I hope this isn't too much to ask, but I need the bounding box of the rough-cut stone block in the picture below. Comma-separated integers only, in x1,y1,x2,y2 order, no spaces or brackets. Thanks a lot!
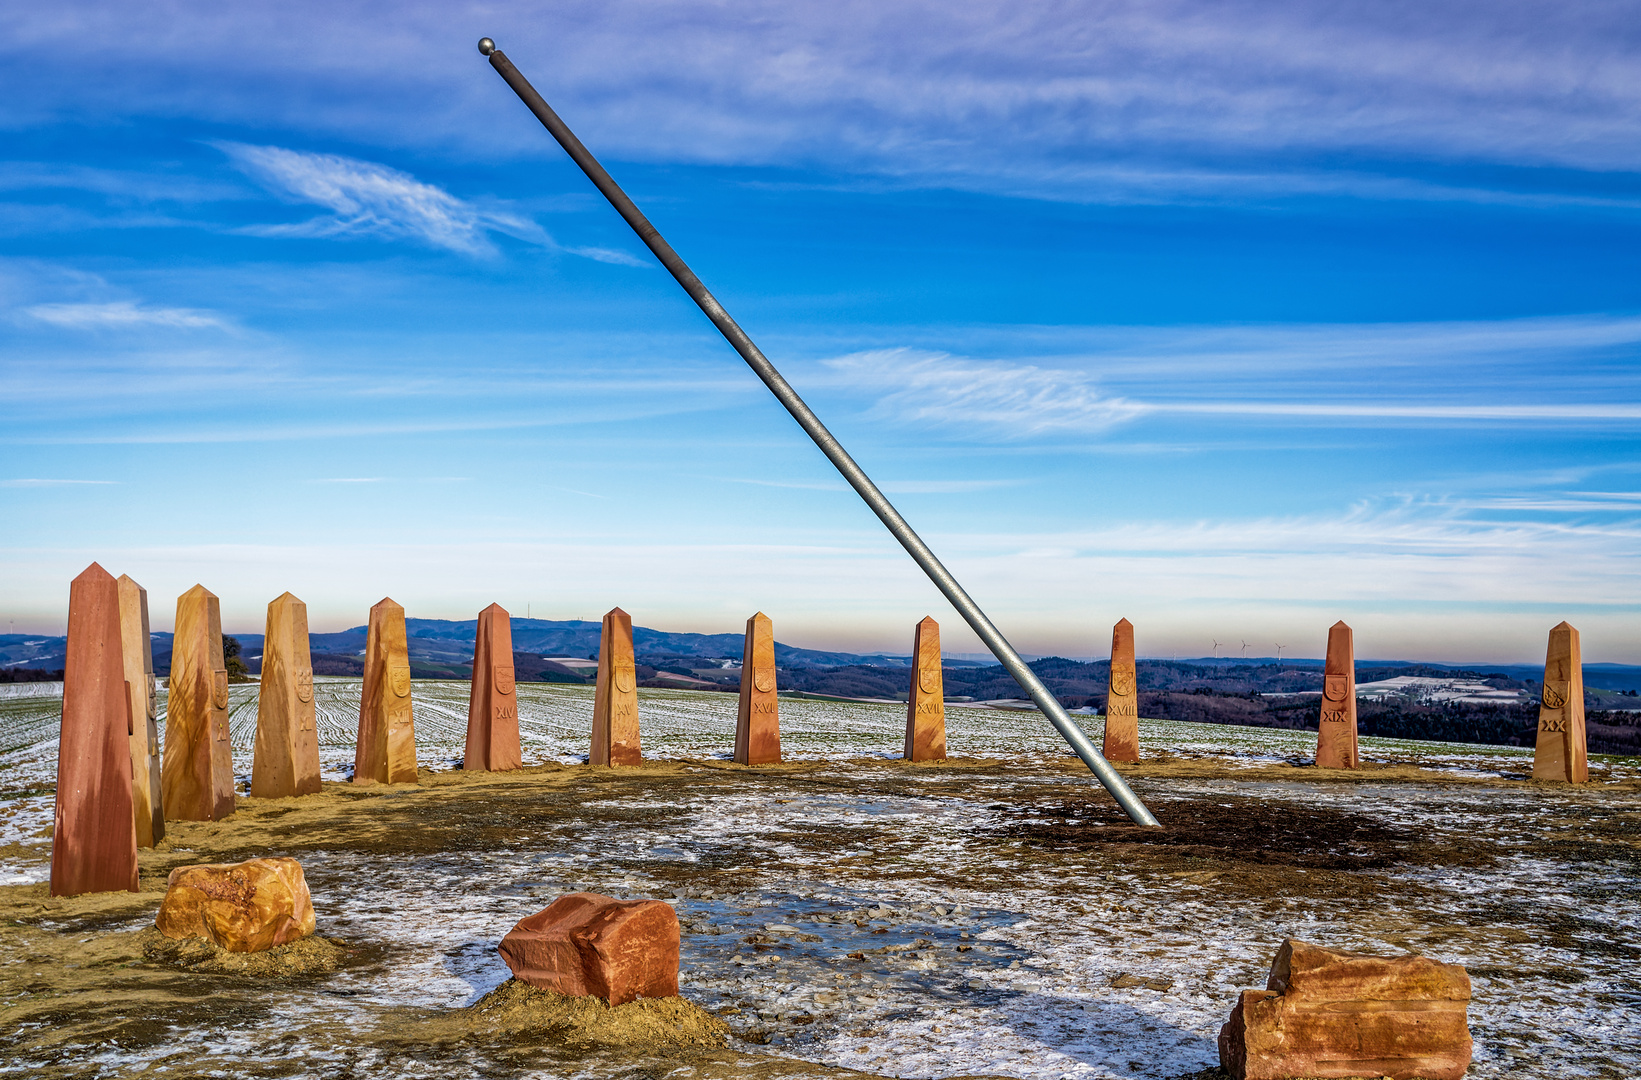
355,597,417,784
591,607,642,766
904,616,946,761
1533,621,1588,782
1102,617,1140,763
734,612,781,764
51,563,139,897
116,574,164,847
156,856,316,953
161,584,236,821
1218,938,1472,1080
498,892,680,1005
1315,621,1359,769
252,592,322,798
465,603,523,772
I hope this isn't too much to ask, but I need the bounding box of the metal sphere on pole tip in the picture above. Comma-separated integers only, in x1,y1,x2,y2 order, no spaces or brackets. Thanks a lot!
478,38,496,56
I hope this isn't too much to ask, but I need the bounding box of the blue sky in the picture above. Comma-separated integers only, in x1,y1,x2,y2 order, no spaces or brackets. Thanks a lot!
3,0,1640,663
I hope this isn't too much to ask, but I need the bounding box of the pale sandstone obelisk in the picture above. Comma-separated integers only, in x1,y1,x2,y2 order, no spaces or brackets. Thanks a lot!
903,616,947,761
251,592,322,798
162,584,236,820
1102,617,1140,763
734,612,781,764
116,574,163,845
355,597,417,784
465,603,522,772
591,607,643,766
51,563,139,896
1533,621,1588,782
1315,620,1359,769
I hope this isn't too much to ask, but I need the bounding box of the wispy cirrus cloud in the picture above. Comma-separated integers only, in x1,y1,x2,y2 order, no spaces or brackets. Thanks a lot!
0,478,117,487
22,301,229,330
825,348,1143,435
215,142,647,265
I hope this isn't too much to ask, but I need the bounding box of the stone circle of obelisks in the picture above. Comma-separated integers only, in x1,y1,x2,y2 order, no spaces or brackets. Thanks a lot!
355,597,418,784
116,573,164,846
904,616,947,761
162,584,237,820
591,607,643,766
465,603,523,772
51,563,139,897
251,592,322,798
734,612,781,764
1102,617,1140,764
1533,621,1588,782
1315,620,1359,769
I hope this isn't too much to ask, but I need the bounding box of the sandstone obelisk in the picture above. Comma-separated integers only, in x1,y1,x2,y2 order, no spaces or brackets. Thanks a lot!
116,574,163,846
251,592,322,798
903,616,947,761
51,563,139,896
465,603,523,772
734,612,781,764
162,584,236,820
355,597,417,784
1102,617,1140,763
1533,621,1588,782
590,607,643,766
1315,620,1359,769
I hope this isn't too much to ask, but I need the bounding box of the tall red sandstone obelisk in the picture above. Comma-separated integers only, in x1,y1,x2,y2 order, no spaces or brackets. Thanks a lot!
465,603,522,772
1315,620,1359,769
162,584,236,820
903,616,947,761
1102,617,1140,763
734,612,781,764
1532,622,1588,782
51,563,139,896
355,597,417,784
251,592,322,798
116,574,163,846
591,607,643,766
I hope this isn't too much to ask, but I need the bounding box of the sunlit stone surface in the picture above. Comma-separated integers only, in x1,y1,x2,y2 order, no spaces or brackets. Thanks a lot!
354,597,417,785
498,891,681,1005
116,573,163,846
1315,621,1359,769
1532,621,1588,783
903,616,946,761
1218,938,1472,1080
252,592,322,798
156,856,316,952
734,612,781,765
162,584,236,820
50,562,138,897
465,603,522,772
1102,618,1140,764
591,607,642,766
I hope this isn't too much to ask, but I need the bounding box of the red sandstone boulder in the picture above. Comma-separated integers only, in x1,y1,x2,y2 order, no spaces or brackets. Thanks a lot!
156,857,316,952
498,892,680,1005
1219,939,1472,1080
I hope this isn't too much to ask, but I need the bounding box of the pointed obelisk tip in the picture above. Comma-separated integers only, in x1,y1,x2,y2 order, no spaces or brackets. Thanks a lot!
478,37,496,56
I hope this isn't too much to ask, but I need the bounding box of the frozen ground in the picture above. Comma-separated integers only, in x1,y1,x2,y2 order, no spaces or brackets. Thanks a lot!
0,679,1637,1079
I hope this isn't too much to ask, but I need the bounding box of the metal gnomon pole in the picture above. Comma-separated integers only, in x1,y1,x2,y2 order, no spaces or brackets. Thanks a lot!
476,38,1160,827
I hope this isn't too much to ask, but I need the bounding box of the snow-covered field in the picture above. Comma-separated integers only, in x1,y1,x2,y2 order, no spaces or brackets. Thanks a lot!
1,679,1637,1079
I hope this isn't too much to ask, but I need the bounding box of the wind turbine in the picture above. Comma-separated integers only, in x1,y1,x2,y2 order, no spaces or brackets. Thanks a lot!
1241,640,1250,658
1275,643,1287,661
1212,639,1223,658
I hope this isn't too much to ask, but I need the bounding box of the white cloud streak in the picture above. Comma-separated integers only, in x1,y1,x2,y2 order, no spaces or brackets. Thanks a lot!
23,301,228,330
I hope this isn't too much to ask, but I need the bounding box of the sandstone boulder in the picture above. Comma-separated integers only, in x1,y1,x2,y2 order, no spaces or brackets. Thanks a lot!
498,892,680,1005
156,857,316,953
1219,938,1471,1080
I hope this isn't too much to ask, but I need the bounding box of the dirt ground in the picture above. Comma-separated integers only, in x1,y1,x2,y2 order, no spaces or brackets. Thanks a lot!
2,750,1637,1079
